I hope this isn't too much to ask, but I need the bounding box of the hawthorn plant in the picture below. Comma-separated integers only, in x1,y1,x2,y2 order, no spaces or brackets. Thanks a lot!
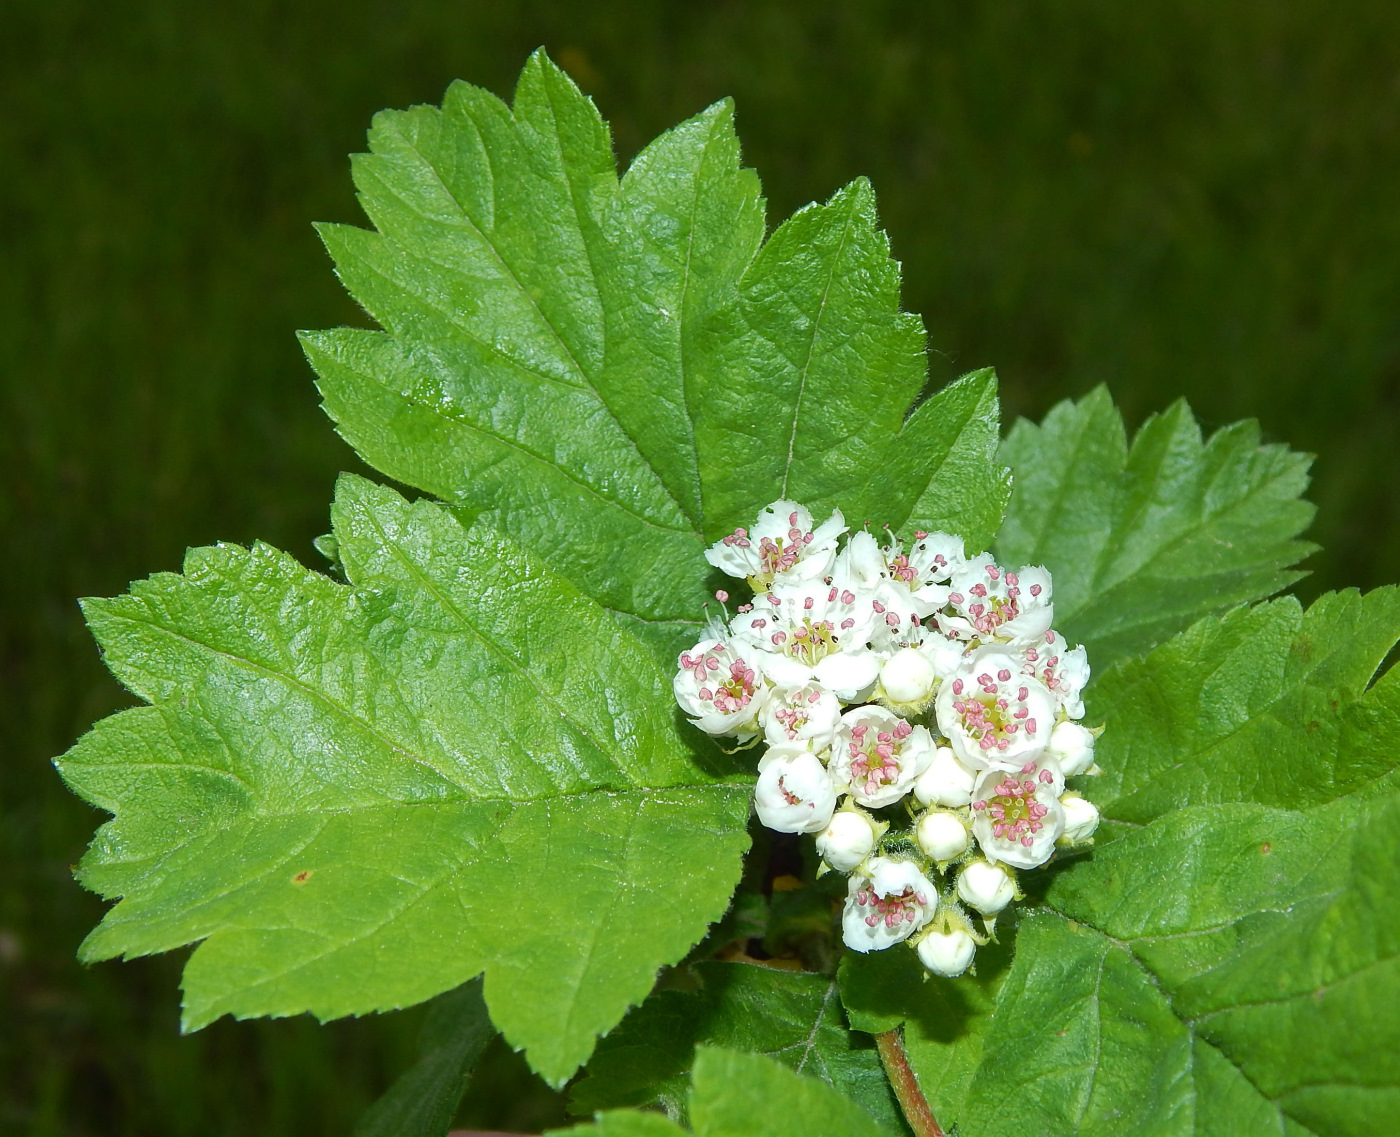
57,51,1397,1137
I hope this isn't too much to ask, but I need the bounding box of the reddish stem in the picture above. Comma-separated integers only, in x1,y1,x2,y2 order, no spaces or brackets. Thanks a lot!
875,1028,945,1137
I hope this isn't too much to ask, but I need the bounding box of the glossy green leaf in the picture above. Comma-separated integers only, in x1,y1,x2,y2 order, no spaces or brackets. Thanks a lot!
303,50,1010,649
572,960,902,1132
1091,587,1400,824
688,1047,892,1137
58,475,750,1086
355,979,493,1137
850,592,1400,1135
561,1047,893,1137
996,387,1316,667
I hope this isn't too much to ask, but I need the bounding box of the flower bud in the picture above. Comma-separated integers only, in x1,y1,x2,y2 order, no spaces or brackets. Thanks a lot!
1059,793,1100,844
881,647,937,705
817,810,877,871
917,928,977,977
912,746,977,808
956,859,1016,916
1046,720,1096,777
916,811,970,862
754,746,837,834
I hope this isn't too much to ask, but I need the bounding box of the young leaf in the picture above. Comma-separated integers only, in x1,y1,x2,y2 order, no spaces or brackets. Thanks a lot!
995,387,1316,667
57,475,751,1086
571,960,902,1133
844,592,1400,1134
303,50,1010,652
355,978,493,1137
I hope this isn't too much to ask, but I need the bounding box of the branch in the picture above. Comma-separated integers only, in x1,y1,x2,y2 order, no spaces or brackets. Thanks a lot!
875,1028,946,1137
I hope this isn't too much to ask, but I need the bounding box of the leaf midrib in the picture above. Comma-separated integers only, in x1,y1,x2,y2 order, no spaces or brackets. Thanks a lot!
779,194,859,499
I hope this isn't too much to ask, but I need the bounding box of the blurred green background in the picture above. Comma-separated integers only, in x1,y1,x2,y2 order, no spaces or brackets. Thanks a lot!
3,1,1398,1131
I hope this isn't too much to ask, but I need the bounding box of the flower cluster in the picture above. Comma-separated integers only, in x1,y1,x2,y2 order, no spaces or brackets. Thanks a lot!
674,500,1103,977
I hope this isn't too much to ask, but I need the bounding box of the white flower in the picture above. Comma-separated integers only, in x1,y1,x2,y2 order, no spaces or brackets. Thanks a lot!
1046,720,1096,777
904,529,966,592
762,680,843,752
935,646,1056,770
955,859,1017,915
938,559,1054,647
1022,633,1089,719
754,745,837,834
917,928,977,977
841,857,937,952
830,706,934,808
836,528,964,619
912,745,979,808
705,500,846,588
833,533,930,651
879,646,937,706
1059,793,1100,844
731,581,881,699
969,759,1066,869
916,811,970,863
673,637,770,739
816,810,877,871
812,649,883,703
918,629,965,681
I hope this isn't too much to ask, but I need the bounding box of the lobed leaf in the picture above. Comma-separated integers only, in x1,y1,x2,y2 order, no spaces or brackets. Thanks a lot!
304,50,1010,649
996,387,1316,668
58,475,751,1086
571,959,902,1132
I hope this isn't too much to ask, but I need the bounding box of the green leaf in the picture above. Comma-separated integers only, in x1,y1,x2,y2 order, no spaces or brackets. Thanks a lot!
554,1112,690,1137
355,978,493,1137
572,960,902,1133
949,784,1400,1136
1091,587,1400,824
560,1048,893,1137
995,387,1316,667
688,1046,892,1137
303,50,1009,640
859,592,1400,1134
57,475,750,1086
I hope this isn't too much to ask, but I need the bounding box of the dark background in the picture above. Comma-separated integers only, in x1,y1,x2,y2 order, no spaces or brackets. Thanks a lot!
3,2,1398,1131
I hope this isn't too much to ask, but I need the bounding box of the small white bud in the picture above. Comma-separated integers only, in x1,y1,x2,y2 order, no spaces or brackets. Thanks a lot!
912,746,977,808
1059,793,1100,843
956,859,1016,916
917,928,977,977
1047,720,1096,777
817,810,877,871
916,811,970,862
881,646,937,705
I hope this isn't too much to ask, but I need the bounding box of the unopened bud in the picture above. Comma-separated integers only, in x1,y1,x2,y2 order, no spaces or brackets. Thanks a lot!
817,810,877,871
1060,793,1100,843
912,746,977,808
956,859,1016,916
881,646,937,705
917,928,977,977
916,811,970,862
1047,720,1096,777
